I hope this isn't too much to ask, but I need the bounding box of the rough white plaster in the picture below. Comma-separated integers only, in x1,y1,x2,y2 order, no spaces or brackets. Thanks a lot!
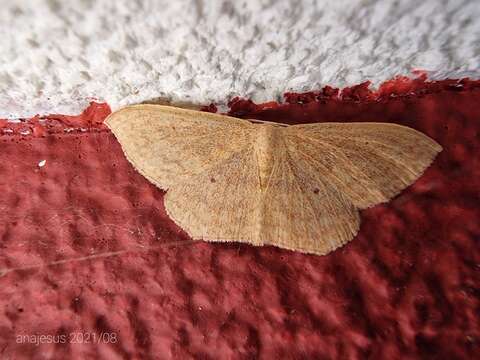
0,0,479,119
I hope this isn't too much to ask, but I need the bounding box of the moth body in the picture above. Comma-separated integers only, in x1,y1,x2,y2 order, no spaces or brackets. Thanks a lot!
253,124,281,191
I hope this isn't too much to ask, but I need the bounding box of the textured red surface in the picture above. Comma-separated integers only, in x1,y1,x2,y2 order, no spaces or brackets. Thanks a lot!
1,79,479,359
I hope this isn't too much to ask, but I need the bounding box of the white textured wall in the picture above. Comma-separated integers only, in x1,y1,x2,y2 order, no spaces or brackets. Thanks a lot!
0,0,479,119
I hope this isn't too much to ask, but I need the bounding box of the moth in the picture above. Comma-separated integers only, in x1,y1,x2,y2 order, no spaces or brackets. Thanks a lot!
105,105,442,255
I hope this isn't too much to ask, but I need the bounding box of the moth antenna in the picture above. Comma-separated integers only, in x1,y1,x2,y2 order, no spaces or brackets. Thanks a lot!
248,119,289,127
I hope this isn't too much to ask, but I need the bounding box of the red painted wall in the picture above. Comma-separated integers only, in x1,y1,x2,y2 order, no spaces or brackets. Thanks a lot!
0,78,479,359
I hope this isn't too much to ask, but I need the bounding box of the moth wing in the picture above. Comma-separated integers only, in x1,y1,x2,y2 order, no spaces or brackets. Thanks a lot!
260,139,361,255
163,145,264,245
284,122,442,209
105,104,253,190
